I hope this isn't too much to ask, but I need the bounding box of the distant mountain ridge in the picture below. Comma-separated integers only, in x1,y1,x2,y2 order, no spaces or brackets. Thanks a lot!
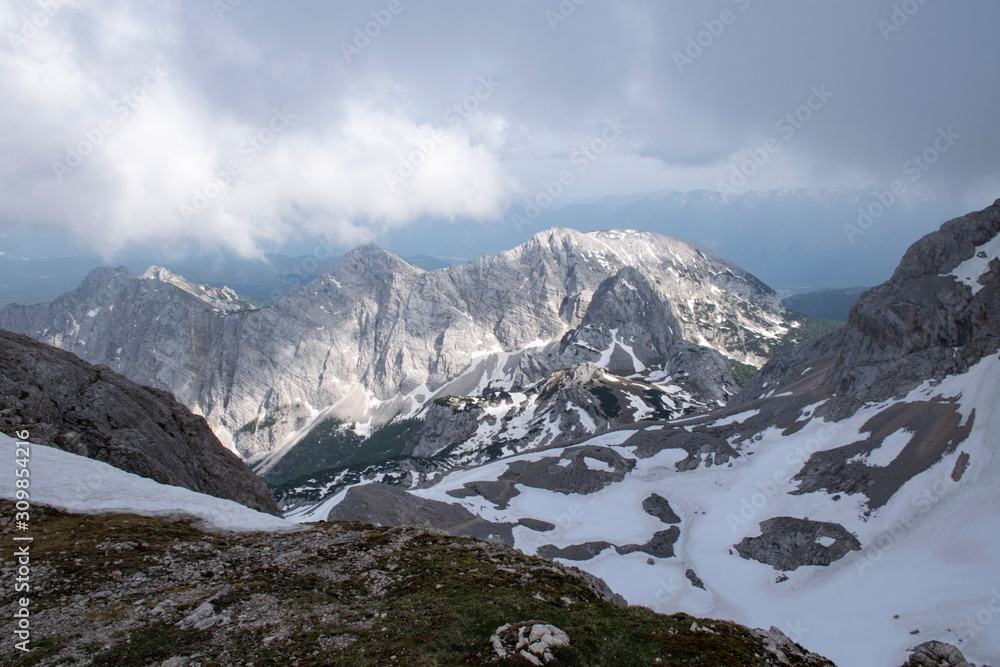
782,287,867,321
0,250,454,307
0,228,800,461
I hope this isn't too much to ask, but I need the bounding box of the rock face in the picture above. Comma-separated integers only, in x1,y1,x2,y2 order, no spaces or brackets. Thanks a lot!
406,362,694,460
734,198,1000,419
489,621,570,665
643,493,681,524
536,527,680,561
753,626,836,666
720,199,1000,516
734,517,862,571
0,228,794,458
0,329,279,515
445,444,636,510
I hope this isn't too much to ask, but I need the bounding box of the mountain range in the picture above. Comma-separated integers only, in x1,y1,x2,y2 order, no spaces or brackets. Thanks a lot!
0,228,813,468
0,188,972,309
0,198,997,666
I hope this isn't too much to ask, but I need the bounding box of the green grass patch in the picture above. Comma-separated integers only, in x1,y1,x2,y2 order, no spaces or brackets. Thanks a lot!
261,417,364,485
341,418,423,468
727,358,759,388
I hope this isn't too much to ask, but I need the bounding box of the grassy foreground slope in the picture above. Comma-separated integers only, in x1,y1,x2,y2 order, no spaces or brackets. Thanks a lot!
0,500,834,667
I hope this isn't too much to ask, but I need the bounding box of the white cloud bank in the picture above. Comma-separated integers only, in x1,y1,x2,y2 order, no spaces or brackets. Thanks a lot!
0,2,516,256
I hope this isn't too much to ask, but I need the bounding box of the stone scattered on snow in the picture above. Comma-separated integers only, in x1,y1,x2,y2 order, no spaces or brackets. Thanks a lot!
899,640,974,667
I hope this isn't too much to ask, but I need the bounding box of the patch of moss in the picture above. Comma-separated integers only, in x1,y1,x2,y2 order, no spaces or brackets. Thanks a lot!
4,636,70,667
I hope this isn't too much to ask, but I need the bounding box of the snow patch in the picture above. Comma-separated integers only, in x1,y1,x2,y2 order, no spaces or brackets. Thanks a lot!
583,457,614,473
945,233,1000,294
708,409,760,428
0,435,302,533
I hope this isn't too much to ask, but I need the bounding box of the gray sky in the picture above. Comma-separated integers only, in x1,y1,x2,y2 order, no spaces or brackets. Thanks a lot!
1,0,998,258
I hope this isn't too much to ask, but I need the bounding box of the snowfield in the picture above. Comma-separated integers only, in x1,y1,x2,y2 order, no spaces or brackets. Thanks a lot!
400,354,1000,667
0,435,304,533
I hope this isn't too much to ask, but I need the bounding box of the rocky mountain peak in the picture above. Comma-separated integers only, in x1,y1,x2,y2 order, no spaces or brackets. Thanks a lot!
0,226,799,459
141,265,248,311
75,265,136,295
888,198,1000,280
562,361,606,385
336,242,423,276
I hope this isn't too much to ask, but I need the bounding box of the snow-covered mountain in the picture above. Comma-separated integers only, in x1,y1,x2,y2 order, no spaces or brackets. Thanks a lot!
0,228,799,461
300,199,1000,667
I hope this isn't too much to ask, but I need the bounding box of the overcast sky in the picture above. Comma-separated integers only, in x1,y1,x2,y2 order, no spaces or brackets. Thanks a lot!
1,0,998,259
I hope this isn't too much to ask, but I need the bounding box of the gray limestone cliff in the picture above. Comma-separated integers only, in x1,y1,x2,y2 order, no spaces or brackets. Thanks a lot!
733,198,1000,419
0,229,794,459
0,329,280,515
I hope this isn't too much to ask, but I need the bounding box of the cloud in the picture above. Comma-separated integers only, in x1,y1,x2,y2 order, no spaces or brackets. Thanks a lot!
0,1,518,256
1,0,998,258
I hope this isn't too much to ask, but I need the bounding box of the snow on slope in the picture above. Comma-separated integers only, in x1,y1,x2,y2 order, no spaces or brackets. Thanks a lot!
0,434,302,533
946,232,1000,295
403,354,1000,667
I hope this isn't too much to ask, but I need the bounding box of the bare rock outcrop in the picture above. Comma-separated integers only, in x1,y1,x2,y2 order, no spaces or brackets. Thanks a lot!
899,640,979,667
0,329,279,515
734,198,1000,420
734,517,861,571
